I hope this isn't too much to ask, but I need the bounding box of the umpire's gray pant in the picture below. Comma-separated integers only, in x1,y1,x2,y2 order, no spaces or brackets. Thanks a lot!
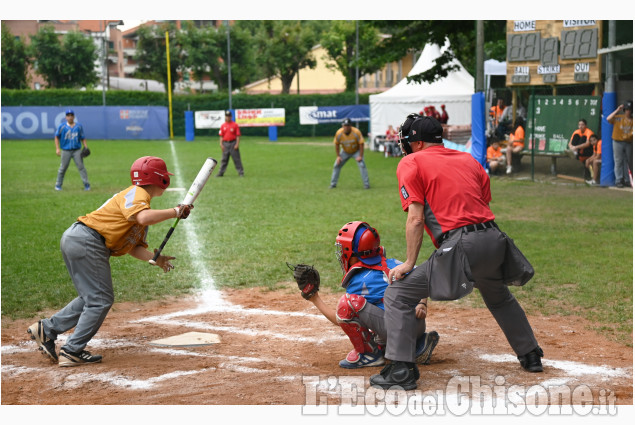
56,148,89,187
384,227,538,362
357,301,426,347
217,140,244,176
42,222,113,354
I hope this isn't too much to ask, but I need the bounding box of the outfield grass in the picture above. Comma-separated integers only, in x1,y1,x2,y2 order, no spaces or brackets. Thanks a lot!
1,137,632,344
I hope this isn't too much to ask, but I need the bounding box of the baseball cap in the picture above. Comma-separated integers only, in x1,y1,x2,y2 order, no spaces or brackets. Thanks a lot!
65,109,75,116
225,110,232,116
342,118,352,126
624,101,633,111
409,116,443,143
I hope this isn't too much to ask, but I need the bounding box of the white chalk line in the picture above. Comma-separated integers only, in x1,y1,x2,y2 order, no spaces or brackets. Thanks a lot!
479,354,632,379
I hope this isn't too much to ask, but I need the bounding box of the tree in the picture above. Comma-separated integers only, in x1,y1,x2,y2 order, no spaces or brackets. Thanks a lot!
178,22,222,92
1,26,31,89
251,21,320,94
320,21,383,91
134,22,185,93
216,23,256,91
368,21,506,84
28,25,98,89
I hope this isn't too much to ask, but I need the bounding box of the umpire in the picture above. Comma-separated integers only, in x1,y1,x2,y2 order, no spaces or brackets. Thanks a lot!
216,110,244,177
370,115,542,390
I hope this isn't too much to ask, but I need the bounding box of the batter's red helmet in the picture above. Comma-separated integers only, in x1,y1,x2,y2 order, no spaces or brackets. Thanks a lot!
130,156,174,189
335,221,383,273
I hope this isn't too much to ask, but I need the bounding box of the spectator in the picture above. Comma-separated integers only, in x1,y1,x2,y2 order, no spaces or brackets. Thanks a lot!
439,104,449,124
607,101,633,188
487,138,505,175
329,118,370,189
505,118,526,174
384,125,399,157
216,110,244,177
567,118,595,180
585,134,602,186
54,109,90,191
489,98,505,136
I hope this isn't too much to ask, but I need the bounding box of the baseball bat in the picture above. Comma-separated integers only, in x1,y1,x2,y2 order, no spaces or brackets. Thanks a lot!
149,157,217,265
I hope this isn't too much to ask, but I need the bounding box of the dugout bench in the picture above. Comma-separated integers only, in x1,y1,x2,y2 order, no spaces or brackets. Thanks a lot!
510,141,570,175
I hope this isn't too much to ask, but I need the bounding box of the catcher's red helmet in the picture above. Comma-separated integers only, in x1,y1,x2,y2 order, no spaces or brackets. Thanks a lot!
335,221,383,273
130,156,174,189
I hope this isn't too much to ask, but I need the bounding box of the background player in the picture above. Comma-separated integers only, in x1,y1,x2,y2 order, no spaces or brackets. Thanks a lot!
329,118,370,189
297,221,439,368
28,156,193,367
54,108,90,191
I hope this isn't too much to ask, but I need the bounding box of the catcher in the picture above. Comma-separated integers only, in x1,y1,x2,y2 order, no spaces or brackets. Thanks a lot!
289,221,439,369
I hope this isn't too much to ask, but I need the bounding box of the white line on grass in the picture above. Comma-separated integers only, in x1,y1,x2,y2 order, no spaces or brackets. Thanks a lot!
169,141,226,307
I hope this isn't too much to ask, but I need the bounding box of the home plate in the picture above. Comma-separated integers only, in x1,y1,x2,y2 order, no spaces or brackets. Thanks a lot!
149,332,221,347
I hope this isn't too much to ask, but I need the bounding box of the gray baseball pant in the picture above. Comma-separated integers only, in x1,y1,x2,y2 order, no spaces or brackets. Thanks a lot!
42,222,113,354
330,150,370,188
383,227,538,362
217,141,244,176
56,148,89,187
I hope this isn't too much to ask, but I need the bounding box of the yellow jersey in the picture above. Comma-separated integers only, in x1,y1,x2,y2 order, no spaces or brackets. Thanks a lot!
608,113,633,142
78,185,151,256
334,127,364,154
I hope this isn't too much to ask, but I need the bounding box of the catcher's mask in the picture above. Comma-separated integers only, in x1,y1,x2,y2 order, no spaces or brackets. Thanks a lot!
398,114,444,155
130,156,174,189
335,221,383,273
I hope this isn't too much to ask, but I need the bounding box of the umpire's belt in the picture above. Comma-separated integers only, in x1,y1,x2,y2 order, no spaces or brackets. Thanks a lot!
437,220,498,246
222,139,236,143
76,221,106,244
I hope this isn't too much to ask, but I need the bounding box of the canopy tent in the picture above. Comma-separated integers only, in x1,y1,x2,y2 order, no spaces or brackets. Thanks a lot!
369,42,475,146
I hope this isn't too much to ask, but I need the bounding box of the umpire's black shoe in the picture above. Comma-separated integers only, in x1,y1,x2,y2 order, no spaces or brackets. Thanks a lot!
369,361,419,390
518,346,544,373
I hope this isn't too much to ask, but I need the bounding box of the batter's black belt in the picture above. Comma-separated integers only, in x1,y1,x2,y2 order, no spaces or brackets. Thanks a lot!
437,220,498,246
76,221,106,243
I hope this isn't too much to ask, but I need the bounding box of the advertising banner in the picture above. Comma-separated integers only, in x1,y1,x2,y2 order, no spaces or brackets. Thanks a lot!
1,106,169,140
235,108,285,127
195,110,225,129
299,105,370,125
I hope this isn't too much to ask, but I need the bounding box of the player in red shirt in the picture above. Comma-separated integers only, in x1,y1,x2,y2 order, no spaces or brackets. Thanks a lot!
369,115,542,390
216,110,244,177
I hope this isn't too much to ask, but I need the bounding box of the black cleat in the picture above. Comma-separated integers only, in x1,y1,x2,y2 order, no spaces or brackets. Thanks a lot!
369,361,419,390
518,346,544,373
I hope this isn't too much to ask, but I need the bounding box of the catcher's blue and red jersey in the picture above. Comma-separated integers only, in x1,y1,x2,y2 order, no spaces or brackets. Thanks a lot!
343,258,402,310
55,122,85,150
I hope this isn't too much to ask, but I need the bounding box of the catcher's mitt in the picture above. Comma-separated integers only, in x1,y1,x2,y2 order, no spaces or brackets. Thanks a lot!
287,262,320,300
81,147,91,158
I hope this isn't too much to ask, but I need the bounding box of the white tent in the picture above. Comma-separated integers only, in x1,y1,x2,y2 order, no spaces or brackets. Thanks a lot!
369,42,474,147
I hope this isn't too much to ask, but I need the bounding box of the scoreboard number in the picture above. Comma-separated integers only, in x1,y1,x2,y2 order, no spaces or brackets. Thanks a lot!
560,28,598,59
507,32,541,62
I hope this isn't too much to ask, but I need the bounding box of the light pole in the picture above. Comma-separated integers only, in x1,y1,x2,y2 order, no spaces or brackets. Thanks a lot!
225,21,232,110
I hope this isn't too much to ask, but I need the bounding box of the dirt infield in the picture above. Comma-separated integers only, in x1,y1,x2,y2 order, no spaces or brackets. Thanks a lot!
1,286,632,408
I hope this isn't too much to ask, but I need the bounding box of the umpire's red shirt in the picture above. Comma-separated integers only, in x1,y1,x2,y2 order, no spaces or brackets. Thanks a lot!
396,144,495,248
219,121,241,141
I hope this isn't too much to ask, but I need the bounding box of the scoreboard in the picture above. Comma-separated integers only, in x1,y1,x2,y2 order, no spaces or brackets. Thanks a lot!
506,20,602,86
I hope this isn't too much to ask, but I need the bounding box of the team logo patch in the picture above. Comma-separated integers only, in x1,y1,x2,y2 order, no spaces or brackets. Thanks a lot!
400,185,409,200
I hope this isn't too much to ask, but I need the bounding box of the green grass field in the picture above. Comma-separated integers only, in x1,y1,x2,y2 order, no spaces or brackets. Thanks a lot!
1,137,632,345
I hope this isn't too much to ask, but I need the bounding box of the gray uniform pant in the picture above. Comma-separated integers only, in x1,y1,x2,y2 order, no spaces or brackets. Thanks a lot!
330,150,370,188
42,222,113,354
357,300,426,347
384,227,538,362
612,140,633,184
218,141,244,176
56,148,89,187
